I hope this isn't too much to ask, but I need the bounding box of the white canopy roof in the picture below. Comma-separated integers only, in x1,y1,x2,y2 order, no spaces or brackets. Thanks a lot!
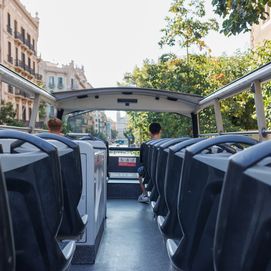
54,87,203,117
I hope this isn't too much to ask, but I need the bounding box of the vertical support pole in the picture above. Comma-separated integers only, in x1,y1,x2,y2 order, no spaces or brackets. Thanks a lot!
191,113,199,138
57,108,64,120
213,99,224,134
29,93,40,133
252,81,267,141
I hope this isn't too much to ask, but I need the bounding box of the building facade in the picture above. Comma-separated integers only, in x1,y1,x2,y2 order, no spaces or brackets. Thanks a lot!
38,60,92,119
39,60,92,93
0,0,42,122
116,111,128,139
251,5,271,48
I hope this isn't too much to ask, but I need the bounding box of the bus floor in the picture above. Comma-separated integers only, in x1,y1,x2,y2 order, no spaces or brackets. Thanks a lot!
71,199,175,271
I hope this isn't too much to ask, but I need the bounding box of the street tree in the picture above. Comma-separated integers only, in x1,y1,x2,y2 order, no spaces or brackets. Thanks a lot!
159,0,218,60
212,0,271,35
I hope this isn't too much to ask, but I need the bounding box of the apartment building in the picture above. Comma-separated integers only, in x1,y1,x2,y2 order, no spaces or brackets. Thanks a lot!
39,60,92,119
39,60,92,93
0,0,41,122
251,5,271,48
116,111,128,139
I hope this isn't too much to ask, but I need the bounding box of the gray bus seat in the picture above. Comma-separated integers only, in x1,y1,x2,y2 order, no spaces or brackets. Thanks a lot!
214,140,271,271
153,137,189,216
146,138,169,193
36,133,88,240
0,130,75,271
0,162,15,271
158,138,205,238
148,139,171,206
167,135,257,271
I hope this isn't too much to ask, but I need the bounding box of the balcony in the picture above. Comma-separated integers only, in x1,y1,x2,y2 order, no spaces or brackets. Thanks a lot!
7,55,13,64
14,31,27,50
14,31,22,42
7,25,12,35
25,40,36,55
15,89,28,98
14,59,32,77
35,73,42,81
18,60,26,70
25,39,31,48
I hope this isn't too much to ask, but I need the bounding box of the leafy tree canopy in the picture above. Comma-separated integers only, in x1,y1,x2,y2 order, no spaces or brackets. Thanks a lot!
121,41,271,142
159,0,218,56
212,0,271,35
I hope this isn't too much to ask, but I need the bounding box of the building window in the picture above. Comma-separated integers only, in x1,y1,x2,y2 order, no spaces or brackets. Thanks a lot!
21,52,25,69
22,105,26,121
50,106,54,117
16,104,19,119
8,85,13,94
32,39,35,52
7,42,12,64
7,13,12,34
27,57,31,73
28,108,32,120
27,33,31,47
7,13,11,26
33,61,35,74
21,27,25,43
57,77,64,89
15,47,18,66
48,76,55,89
14,20,17,34
71,78,74,89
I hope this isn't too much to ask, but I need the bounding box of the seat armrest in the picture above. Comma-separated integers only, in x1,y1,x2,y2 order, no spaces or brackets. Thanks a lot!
81,214,88,225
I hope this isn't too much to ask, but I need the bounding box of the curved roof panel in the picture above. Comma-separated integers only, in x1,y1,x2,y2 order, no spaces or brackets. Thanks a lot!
54,87,203,117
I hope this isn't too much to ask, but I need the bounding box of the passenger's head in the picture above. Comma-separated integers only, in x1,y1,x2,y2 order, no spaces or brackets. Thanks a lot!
47,118,63,134
149,122,161,139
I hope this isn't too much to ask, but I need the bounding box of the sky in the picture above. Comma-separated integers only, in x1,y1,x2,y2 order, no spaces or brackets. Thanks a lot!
20,0,250,88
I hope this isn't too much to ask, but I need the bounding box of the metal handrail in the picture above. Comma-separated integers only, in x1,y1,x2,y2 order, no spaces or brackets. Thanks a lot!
199,130,271,137
196,61,271,112
0,125,48,134
0,64,55,104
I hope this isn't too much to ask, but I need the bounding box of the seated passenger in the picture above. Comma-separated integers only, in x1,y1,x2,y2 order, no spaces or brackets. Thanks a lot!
48,117,63,135
138,122,161,203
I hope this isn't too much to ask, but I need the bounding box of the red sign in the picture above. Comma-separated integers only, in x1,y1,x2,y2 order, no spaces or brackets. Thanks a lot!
118,157,136,167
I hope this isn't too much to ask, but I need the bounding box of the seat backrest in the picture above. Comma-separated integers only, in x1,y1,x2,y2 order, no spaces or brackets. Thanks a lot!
146,139,168,191
139,140,154,184
214,141,271,271
161,138,205,239
154,138,189,215
36,133,86,240
0,130,74,271
175,135,257,271
0,163,15,271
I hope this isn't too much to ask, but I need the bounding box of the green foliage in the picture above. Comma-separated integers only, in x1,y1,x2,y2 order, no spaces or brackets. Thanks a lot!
212,0,271,35
0,102,24,127
121,40,271,140
93,132,107,141
62,121,72,134
39,101,47,120
111,129,118,140
159,0,218,58
123,128,135,145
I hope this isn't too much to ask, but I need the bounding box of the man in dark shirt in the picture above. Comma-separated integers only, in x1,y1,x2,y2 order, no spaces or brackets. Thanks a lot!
138,122,161,203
